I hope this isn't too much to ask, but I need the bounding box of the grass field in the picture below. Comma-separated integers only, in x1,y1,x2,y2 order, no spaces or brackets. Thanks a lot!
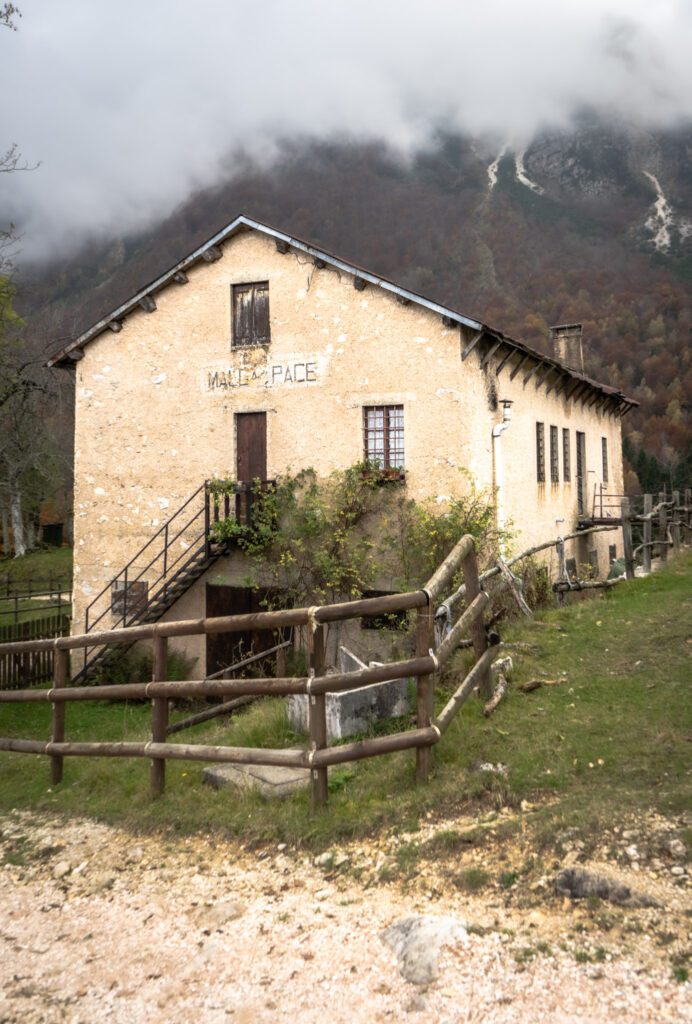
0,550,689,849
0,546,73,587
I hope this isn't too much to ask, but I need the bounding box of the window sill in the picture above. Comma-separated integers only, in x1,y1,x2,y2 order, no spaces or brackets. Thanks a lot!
360,468,406,485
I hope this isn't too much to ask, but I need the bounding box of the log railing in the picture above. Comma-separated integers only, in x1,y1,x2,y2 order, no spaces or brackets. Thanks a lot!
0,534,502,807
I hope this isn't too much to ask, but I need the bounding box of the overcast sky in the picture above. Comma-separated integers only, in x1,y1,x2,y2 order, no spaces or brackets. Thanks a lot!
2,0,691,261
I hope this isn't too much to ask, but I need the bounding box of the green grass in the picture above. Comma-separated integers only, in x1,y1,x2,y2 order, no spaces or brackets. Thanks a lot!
0,597,71,627
0,551,690,849
0,547,73,587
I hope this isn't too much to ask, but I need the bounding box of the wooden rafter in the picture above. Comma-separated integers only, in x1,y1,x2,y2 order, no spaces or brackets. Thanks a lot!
275,239,289,254
139,296,156,313
202,246,222,263
461,329,484,361
522,360,544,386
354,277,367,291
494,346,514,376
480,338,502,368
509,352,529,381
173,271,188,284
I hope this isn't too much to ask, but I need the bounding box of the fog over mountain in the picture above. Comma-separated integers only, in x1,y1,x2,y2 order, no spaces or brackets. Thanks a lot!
2,0,692,259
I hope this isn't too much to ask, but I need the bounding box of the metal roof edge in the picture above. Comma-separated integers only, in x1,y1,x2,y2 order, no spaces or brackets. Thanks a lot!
44,214,639,412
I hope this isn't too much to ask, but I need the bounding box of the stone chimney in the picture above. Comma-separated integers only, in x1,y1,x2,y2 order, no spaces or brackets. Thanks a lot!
549,323,584,373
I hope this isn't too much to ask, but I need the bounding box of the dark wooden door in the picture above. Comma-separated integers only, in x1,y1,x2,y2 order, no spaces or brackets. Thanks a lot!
236,412,267,482
205,583,284,677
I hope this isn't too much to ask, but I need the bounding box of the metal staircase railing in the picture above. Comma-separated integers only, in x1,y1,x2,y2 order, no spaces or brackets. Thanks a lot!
79,479,272,679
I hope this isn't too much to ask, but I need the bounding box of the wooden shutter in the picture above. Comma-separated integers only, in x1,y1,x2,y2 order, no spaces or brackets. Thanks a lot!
232,282,270,347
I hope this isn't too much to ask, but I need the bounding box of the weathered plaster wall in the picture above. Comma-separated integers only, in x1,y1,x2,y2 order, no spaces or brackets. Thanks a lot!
72,227,623,666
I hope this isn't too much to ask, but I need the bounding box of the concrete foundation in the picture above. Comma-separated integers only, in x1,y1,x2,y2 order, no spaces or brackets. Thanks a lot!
203,757,310,798
286,646,411,741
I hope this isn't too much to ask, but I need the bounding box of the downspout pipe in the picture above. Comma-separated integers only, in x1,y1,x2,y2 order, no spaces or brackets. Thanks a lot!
492,401,513,557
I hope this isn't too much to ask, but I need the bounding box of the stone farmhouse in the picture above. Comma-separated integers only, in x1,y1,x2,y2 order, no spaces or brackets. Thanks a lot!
48,215,636,677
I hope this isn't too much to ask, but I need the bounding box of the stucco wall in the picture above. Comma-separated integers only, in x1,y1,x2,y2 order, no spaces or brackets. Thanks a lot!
72,227,624,665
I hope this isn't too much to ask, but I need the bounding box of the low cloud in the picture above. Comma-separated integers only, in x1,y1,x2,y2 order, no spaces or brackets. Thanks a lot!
1,0,690,259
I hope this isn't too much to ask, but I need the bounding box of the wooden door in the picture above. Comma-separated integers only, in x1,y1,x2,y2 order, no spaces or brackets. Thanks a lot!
236,412,267,482
205,583,285,677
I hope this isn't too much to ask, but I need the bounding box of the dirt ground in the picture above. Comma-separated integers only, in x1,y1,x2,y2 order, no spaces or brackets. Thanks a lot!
0,807,689,1024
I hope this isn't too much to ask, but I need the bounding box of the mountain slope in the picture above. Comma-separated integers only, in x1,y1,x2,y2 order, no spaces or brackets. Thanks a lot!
16,117,692,485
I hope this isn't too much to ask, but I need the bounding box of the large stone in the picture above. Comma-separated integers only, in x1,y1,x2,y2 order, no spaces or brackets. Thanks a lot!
203,758,310,798
287,646,411,741
380,915,467,986
554,866,661,907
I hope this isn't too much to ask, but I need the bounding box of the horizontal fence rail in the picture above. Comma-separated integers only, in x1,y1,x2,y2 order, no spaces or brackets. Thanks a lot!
0,532,499,805
1,497,687,807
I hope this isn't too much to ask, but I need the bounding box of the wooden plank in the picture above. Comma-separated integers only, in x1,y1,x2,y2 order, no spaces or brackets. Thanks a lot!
658,492,668,564
621,497,634,580
494,346,514,377
480,338,502,368
461,330,484,361
462,549,491,699
509,353,529,381
50,647,68,785
642,494,652,574
415,597,434,783
150,635,168,798
307,623,328,807
522,360,544,386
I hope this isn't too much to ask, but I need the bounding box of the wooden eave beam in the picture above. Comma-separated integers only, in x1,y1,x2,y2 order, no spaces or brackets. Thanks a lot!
442,315,457,329
275,239,289,254
313,257,326,269
139,295,156,313
354,277,367,291
67,348,84,362
585,390,601,410
563,379,584,403
480,338,502,369
202,245,222,263
173,271,188,284
107,321,123,333
494,346,514,377
522,359,545,386
461,329,485,362
534,364,556,390
396,294,410,305
553,373,572,398
509,352,529,381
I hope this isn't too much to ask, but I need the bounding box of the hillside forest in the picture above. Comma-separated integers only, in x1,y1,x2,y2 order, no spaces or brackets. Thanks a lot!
2,118,691,550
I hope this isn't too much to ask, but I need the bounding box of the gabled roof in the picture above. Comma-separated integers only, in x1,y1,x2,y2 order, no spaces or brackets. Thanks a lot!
47,214,637,416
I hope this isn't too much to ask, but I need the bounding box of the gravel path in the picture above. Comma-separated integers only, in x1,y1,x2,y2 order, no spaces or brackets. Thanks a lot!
1,812,689,1023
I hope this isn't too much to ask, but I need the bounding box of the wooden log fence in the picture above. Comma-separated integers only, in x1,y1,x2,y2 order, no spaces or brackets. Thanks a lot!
0,533,504,807
1,493,688,807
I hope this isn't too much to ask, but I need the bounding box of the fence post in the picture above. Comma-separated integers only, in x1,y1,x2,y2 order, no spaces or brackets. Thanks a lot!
415,596,435,784
150,633,168,798
621,497,634,580
671,491,681,551
307,621,328,808
463,547,491,699
50,644,69,785
642,494,652,574
685,488,691,534
658,491,668,565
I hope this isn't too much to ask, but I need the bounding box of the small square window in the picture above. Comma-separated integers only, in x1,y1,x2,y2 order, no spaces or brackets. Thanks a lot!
363,405,405,471
232,282,270,348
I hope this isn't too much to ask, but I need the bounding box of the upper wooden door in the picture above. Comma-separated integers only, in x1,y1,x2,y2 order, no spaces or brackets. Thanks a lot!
236,412,267,482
